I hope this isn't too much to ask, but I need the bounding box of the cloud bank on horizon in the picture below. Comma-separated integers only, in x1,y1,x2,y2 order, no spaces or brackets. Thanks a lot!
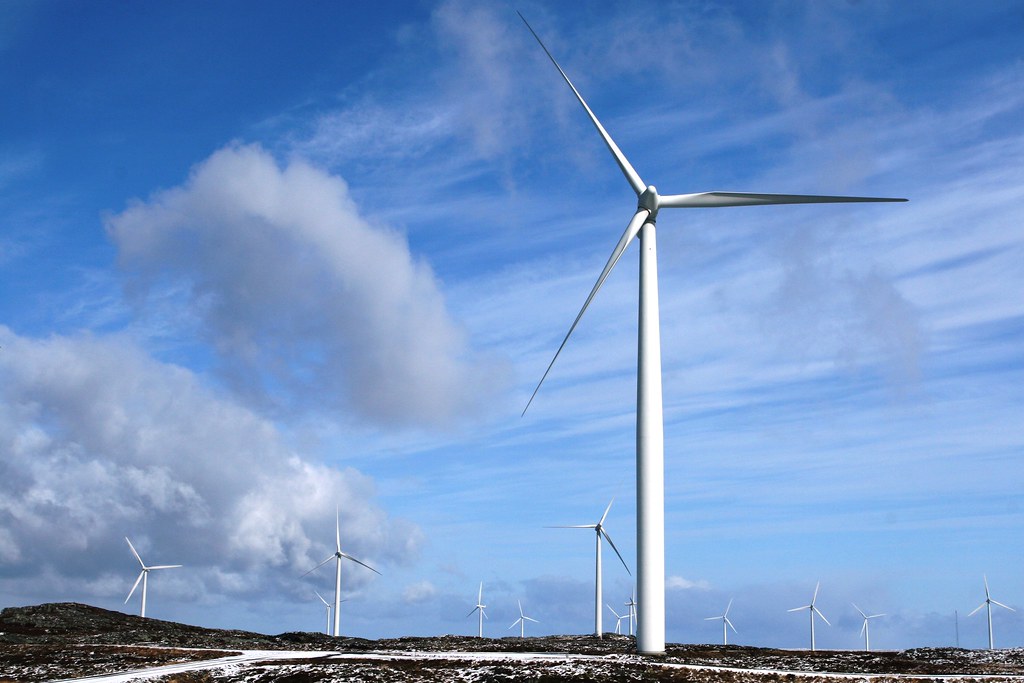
0,0,1021,647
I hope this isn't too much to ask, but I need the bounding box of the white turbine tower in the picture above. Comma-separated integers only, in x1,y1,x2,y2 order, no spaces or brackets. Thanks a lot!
852,603,884,651
969,575,1015,649
123,536,181,619
548,499,630,638
517,13,906,655
315,591,333,635
625,590,637,637
302,508,380,637
788,582,830,651
606,604,627,635
467,582,487,637
705,598,738,645
509,599,539,638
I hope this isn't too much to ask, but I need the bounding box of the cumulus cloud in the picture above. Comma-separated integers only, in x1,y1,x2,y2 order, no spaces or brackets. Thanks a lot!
0,326,420,599
105,143,503,428
402,580,438,604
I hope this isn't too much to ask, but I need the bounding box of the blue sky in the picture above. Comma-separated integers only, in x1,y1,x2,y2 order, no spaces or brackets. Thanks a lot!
2,0,1022,650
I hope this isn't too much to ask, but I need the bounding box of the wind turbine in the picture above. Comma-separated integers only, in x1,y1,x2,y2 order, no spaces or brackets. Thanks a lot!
467,582,487,637
123,536,181,618
968,575,1015,649
548,499,630,637
788,582,830,651
315,591,333,635
852,603,884,651
509,599,539,638
517,13,906,655
705,598,738,645
625,590,637,637
606,604,627,635
302,507,380,637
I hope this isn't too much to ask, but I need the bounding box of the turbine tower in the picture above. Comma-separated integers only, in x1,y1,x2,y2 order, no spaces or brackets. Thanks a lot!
509,599,539,638
788,582,830,651
302,507,380,637
705,598,737,645
123,536,181,618
548,499,630,637
517,13,906,655
969,575,1015,649
466,582,487,637
852,603,884,651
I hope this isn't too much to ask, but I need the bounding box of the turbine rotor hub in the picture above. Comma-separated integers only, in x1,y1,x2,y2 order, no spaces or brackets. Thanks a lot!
638,185,659,217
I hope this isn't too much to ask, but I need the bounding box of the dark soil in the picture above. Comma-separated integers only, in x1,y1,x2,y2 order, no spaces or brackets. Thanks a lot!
1,603,1022,682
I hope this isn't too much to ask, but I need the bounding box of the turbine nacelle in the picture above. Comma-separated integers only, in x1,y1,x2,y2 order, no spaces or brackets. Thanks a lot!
638,186,659,216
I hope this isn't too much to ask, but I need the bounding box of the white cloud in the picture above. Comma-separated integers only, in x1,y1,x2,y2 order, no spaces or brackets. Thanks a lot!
666,576,711,591
104,143,506,428
402,579,438,604
0,326,419,599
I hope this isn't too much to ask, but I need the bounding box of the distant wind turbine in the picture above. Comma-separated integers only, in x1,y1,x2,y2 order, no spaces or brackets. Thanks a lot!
123,536,181,618
302,507,380,637
509,599,539,638
852,603,884,651
548,499,630,638
467,582,487,638
517,12,906,655
788,582,830,651
315,591,333,635
625,590,637,637
968,575,1015,649
705,598,738,645
606,604,627,635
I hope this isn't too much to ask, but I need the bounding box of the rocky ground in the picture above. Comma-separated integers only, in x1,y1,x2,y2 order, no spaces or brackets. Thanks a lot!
1,603,1022,682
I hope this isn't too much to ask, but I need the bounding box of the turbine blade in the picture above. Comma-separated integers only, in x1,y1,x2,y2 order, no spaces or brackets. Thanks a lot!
984,575,990,598
606,604,621,618
788,605,810,612
869,614,886,619
815,608,831,627
990,600,1015,612
478,582,483,604
522,208,650,415
466,606,479,618
599,499,614,527
812,581,820,605
860,621,867,637
339,551,382,576
525,616,539,623
545,525,597,529
336,506,341,554
658,191,908,209
125,537,144,568
147,564,182,570
852,603,867,619
300,554,335,578
968,603,987,617
315,591,330,607
517,12,645,196
725,617,737,633
518,599,524,618
125,571,144,603
704,616,720,621
508,619,520,630
599,528,631,575
725,598,733,617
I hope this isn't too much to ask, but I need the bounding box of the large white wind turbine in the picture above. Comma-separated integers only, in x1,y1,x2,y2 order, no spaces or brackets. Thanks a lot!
509,599,539,638
788,582,830,651
705,598,738,645
302,508,380,637
969,575,1015,649
123,536,181,619
548,499,630,638
852,603,884,651
467,582,487,638
518,13,906,655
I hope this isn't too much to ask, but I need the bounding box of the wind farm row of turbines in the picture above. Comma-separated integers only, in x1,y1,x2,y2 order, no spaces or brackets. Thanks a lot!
121,502,1016,650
